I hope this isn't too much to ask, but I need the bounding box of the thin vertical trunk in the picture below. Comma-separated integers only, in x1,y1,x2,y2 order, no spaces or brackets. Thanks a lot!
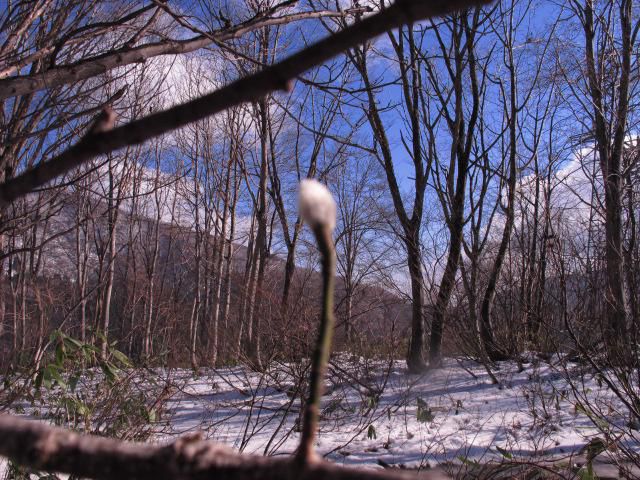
247,99,270,370
19,252,27,354
342,225,355,346
190,148,203,369
236,214,256,361
479,27,518,360
143,177,162,359
534,173,552,339
101,157,119,359
210,157,232,366
143,243,158,358
75,188,90,343
524,163,541,343
281,247,296,313
221,164,239,362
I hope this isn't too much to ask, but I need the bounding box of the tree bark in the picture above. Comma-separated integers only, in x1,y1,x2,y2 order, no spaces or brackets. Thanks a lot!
0,414,447,480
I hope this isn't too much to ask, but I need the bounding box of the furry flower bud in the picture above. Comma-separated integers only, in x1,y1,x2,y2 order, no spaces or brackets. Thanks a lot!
299,179,336,232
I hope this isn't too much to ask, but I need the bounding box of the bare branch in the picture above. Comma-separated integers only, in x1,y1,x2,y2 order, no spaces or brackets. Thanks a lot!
0,415,449,480
0,0,492,207
0,8,360,101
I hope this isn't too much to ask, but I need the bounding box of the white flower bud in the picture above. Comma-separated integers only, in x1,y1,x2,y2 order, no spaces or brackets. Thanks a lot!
299,179,336,232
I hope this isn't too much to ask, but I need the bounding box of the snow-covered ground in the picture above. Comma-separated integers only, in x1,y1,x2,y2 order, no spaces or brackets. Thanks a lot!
161,356,640,472
2,356,639,478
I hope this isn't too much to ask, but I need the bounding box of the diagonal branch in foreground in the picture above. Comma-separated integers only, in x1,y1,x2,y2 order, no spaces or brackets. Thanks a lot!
0,414,449,480
0,0,492,207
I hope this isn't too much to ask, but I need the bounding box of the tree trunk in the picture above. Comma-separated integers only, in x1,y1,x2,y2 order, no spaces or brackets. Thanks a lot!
582,0,632,342
101,158,118,360
405,230,426,372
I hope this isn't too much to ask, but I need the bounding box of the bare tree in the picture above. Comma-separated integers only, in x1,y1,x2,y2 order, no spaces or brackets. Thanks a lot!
425,8,485,365
574,0,635,342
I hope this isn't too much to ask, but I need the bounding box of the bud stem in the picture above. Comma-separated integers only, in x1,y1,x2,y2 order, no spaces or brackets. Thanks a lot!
297,224,336,465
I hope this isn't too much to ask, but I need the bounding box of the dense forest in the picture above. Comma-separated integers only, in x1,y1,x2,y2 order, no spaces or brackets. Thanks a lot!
0,0,638,478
